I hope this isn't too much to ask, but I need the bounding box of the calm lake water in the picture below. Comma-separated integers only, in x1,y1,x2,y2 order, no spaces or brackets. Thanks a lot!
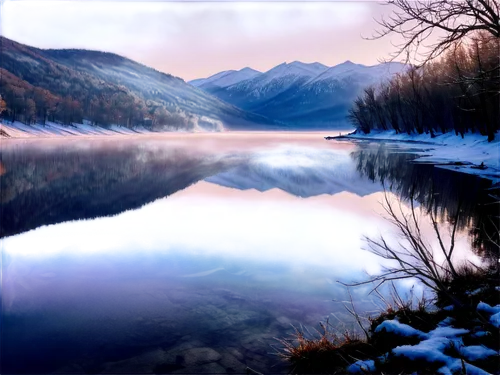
0,132,496,374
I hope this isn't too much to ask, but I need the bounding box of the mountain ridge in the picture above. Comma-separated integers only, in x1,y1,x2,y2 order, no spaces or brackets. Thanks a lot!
0,36,280,131
191,67,261,90
190,60,406,128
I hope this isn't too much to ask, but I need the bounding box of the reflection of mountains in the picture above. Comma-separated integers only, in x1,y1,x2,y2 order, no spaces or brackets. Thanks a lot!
205,148,381,198
0,142,235,237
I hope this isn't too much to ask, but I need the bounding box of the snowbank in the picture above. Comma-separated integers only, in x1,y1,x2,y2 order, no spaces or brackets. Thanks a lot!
349,319,495,374
327,130,500,182
461,345,498,361
478,302,500,328
374,319,428,339
0,121,150,138
347,303,499,375
477,302,500,315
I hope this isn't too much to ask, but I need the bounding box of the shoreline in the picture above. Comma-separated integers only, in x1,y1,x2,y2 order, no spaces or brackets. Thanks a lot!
0,121,353,141
2,123,498,182
326,130,500,183
0,121,202,140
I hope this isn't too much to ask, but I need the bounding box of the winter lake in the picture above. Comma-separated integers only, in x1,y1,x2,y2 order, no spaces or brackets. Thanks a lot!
0,132,496,374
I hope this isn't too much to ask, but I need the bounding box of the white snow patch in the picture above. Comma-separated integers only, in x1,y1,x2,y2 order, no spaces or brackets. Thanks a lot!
490,312,500,328
356,306,495,374
460,345,498,361
430,326,469,338
477,302,500,315
390,324,470,374
375,319,427,339
347,360,375,373
393,338,456,363
392,337,496,375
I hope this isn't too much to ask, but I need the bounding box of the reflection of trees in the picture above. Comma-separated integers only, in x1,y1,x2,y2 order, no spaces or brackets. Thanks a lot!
351,144,499,260
0,142,233,238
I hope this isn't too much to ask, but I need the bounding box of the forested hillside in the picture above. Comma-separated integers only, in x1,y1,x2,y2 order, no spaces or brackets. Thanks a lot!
0,37,277,131
348,33,499,141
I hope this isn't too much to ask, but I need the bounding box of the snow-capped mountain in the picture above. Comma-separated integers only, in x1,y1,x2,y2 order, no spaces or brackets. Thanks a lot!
307,60,404,85
190,60,405,128
205,146,381,198
270,61,407,126
190,67,261,89
195,61,329,114
190,71,233,87
250,61,328,87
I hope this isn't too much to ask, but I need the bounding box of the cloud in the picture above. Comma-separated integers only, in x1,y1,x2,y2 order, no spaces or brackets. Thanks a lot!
5,1,370,42
1,1,388,79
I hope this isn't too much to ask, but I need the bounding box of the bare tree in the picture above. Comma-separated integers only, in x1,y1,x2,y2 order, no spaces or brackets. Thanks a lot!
343,191,465,301
348,36,499,140
373,0,500,65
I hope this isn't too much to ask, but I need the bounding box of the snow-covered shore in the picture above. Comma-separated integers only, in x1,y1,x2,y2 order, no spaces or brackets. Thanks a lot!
347,300,500,375
327,130,500,182
0,121,154,138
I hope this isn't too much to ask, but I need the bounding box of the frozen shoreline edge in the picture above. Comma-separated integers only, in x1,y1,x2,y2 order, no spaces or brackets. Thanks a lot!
325,130,500,183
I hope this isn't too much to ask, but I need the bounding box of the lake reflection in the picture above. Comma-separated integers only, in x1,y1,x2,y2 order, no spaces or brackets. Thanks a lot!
0,133,487,374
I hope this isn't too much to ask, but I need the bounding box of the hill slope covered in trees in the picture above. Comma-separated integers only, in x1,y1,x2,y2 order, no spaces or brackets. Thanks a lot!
0,37,279,131
348,33,499,141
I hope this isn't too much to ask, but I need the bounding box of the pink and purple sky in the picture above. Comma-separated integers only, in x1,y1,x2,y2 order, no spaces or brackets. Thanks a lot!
1,0,405,81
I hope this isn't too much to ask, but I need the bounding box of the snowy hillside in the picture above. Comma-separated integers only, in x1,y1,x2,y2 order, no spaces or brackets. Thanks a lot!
224,61,328,103
191,60,405,129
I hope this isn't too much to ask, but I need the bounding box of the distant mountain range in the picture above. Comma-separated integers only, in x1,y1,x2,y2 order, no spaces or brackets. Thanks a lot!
0,36,405,132
190,61,406,128
0,37,279,131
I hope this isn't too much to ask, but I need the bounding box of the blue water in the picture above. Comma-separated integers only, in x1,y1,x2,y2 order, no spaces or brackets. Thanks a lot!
2,235,378,373
0,133,484,373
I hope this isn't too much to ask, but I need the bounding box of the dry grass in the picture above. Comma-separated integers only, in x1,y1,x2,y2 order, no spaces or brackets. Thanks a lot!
275,320,375,374
277,192,500,373
274,285,433,373
436,263,500,308
367,284,443,334
276,280,499,374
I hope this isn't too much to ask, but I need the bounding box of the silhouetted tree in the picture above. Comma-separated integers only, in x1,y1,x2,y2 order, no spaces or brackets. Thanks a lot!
349,33,499,140
373,0,500,65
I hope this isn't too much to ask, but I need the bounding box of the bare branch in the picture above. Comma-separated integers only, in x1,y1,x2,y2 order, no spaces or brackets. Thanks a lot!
347,189,467,303
371,0,500,66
